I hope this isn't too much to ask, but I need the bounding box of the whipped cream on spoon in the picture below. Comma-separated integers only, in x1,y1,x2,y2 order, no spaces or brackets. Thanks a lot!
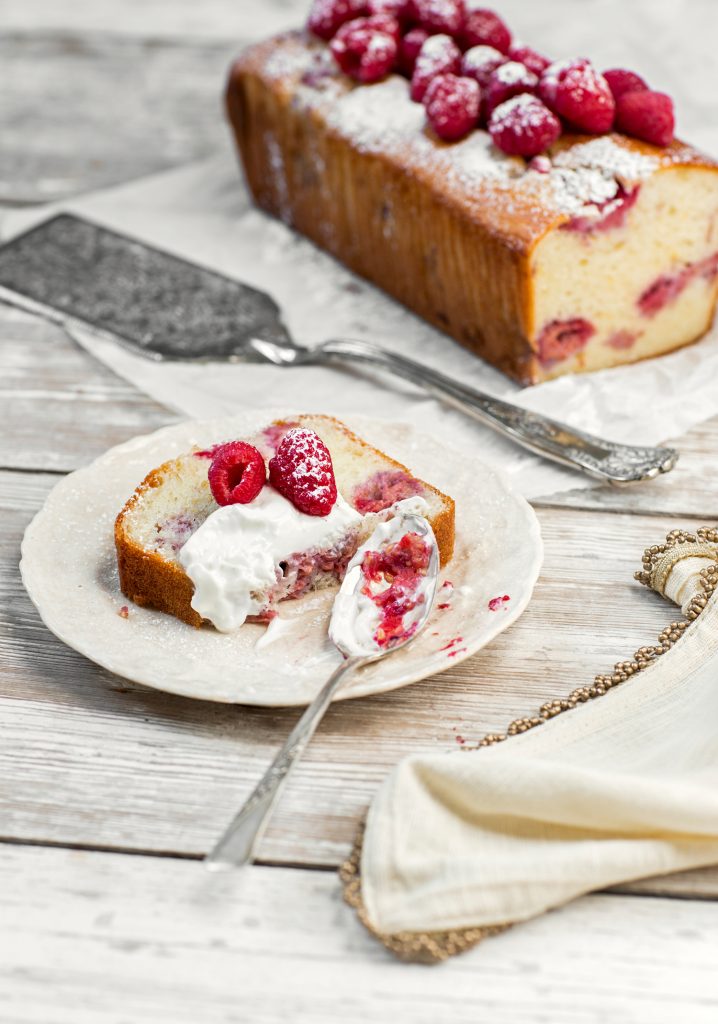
205,508,439,870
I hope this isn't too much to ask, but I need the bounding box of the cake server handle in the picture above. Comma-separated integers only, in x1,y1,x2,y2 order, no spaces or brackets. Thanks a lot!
314,338,679,485
204,655,367,870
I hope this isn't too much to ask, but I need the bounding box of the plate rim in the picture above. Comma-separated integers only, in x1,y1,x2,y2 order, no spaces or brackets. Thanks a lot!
20,411,544,706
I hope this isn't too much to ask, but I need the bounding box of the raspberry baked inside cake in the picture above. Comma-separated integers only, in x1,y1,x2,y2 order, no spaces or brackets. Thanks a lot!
115,415,454,631
226,7,718,384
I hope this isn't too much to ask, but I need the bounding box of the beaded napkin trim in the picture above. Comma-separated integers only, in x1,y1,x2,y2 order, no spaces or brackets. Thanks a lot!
340,526,718,963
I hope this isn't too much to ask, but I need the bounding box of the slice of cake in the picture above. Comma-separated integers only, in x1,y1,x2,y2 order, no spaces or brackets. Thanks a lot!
226,18,718,384
115,414,454,630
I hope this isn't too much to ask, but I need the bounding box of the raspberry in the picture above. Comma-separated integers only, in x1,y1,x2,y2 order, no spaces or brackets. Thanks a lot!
508,43,550,77
460,8,511,54
398,26,429,76
603,68,648,101
410,33,461,101
408,0,466,36
615,89,674,147
484,60,538,116
536,318,595,365
367,0,409,20
307,0,366,41
529,154,552,173
363,11,402,41
539,58,615,133
330,16,399,82
208,442,266,507
424,73,480,141
268,429,338,517
489,93,561,157
460,45,506,88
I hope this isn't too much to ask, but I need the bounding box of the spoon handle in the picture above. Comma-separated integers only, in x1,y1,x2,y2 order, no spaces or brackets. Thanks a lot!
315,338,678,485
205,655,367,870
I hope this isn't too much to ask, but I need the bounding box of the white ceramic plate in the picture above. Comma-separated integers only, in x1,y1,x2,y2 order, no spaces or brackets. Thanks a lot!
21,412,543,706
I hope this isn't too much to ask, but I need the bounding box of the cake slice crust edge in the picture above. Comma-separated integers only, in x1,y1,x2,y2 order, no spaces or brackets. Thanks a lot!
115,415,455,629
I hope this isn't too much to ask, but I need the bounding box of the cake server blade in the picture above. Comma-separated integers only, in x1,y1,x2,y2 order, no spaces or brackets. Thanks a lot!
0,213,294,360
0,213,679,484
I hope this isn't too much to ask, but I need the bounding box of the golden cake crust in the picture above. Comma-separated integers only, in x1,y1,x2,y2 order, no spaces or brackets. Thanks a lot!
228,32,718,254
115,415,455,629
226,32,718,383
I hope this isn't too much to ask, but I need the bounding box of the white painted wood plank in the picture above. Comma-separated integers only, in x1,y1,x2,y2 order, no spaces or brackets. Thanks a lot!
0,32,241,202
2,303,718,517
1,0,306,42
0,306,178,471
3,466,718,905
1,843,717,1024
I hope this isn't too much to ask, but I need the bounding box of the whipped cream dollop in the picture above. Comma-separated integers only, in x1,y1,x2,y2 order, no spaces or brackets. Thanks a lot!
330,498,435,656
179,487,362,632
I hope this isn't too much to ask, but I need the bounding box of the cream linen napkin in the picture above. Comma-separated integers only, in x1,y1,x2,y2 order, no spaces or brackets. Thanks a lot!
343,528,718,961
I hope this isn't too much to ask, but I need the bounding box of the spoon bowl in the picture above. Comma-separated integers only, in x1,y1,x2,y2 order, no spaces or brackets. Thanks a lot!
205,509,439,870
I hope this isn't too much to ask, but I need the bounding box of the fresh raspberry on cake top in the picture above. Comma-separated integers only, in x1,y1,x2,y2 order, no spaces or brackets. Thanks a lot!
615,89,675,147
539,58,615,133
409,0,466,36
269,428,338,516
424,73,481,140
410,33,461,101
307,0,366,40
460,45,507,88
489,93,561,156
330,15,400,82
460,7,512,53
484,60,539,115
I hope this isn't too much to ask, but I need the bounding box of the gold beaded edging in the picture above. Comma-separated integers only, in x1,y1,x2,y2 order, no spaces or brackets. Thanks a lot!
339,528,718,964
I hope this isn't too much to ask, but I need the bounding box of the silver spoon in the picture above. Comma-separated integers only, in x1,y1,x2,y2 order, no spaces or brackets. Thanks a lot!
0,213,678,485
204,509,440,870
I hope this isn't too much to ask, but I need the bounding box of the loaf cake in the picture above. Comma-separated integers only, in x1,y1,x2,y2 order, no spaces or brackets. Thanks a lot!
225,10,718,384
115,414,454,630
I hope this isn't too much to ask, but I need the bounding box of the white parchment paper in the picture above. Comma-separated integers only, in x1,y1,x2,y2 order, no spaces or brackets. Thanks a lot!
3,0,718,501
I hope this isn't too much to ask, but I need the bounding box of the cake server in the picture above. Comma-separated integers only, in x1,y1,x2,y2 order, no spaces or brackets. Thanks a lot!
0,212,678,485
204,509,440,870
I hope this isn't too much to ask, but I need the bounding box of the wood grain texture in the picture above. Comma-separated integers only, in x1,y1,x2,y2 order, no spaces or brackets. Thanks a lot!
1,843,717,1024
0,305,178,471
3,464,717,904
1,0,307,41
2,303,718,518
0,32,239,203
3,0,718,1001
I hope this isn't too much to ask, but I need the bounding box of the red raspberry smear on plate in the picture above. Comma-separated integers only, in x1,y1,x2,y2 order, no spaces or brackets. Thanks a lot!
269,428,338,516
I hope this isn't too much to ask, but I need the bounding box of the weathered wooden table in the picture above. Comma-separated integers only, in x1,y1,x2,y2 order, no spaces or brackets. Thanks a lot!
2,2,718,1020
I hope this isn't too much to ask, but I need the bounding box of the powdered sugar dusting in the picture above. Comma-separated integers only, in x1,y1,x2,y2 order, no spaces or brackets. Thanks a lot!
259,35,671,228
554,137,660,181
491,93,547,130
462,45,504,73
327,76,514,185
547,137,660,215
494,61,537,86
327,76,427,152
